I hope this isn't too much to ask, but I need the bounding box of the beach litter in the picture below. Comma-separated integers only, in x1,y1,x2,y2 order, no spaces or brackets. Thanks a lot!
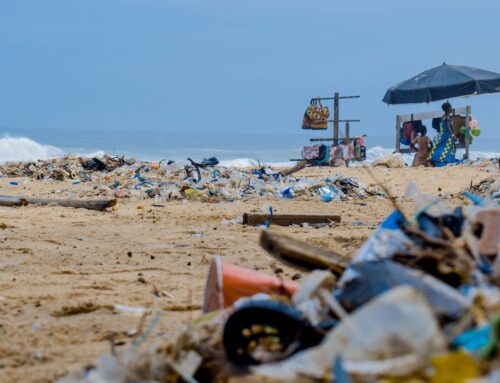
470,175,500,201
59,185,500,383
0,154,383,203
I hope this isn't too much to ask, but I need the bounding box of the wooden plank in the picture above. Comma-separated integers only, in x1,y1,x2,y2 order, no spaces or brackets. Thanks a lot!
397,107,468,124
260,231,347,275
310,134,366,142
327,119,360,123
399,148,414,154
403,143,464,153
0,195,117,211
243,213,341,227
333,92,339,142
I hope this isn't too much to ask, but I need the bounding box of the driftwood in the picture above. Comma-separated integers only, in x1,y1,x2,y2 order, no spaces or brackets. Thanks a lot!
260,231,347,276
0,195,117,211
282,160,307,177
243,213,341,227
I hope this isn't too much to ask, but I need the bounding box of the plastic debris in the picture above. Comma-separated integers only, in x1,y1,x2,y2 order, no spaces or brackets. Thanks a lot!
223,299,323,365
254,286,446,380
0,155,383,203
452,314,500,359
202,256,299,313
335,260,469,322
430,350,480,383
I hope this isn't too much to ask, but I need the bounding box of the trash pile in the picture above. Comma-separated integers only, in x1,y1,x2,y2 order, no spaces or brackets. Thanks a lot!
60,186,500,383
0,154,134,181
0,155,381,202
470,176,500,201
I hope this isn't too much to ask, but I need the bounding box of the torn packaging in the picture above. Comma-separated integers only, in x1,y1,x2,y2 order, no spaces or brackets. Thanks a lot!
253,286,446,381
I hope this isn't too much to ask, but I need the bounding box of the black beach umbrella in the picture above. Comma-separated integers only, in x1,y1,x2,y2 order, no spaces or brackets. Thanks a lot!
383,63,500,105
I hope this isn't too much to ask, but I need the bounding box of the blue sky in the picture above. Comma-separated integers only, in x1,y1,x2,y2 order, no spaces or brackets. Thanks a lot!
1,0,500,139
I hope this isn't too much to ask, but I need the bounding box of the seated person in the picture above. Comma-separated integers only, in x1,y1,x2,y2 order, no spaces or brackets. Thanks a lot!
400,121,421,151
412,126,432,167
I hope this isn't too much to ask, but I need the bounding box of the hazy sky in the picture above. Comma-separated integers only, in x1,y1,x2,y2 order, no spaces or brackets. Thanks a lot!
1,0,500,138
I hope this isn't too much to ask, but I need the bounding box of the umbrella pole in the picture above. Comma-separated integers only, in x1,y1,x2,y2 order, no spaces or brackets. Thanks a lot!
465,106,471,160
395,116,401,153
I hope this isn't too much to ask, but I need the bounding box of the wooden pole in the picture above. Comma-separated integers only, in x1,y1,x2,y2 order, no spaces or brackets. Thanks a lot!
260,231,347,276
344,122,350,144
310,135,366,142
333,92,339,144
465,105,471,160
282,160,306,176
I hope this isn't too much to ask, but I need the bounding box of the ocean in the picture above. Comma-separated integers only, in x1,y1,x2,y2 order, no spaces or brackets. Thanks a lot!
0,126,499,167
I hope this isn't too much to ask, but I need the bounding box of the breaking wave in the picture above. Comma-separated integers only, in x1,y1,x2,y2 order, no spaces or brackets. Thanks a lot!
218,158,295,168
0,136,64,163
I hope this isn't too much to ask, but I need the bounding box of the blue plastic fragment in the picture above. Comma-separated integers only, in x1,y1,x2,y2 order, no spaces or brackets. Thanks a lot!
321,194,333,202
333,355,352,383
263,206,273,229
380,210,406,230
462,191,484,206
281,187,294,199
452,325,491,353
477,255,494,275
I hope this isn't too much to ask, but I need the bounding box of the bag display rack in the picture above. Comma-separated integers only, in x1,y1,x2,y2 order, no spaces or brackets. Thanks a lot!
309,92,361,144
291,92,364,163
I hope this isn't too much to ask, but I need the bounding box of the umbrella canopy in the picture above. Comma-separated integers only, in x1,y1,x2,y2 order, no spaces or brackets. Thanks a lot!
383,63,500,105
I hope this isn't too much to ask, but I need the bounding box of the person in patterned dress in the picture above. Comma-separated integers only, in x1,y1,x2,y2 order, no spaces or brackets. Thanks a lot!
428,102,457,167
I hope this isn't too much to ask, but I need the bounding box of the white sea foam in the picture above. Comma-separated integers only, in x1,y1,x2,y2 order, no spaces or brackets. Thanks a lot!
0,136,108,164
219,158,261,168
0,136,64,163
218,158,298,168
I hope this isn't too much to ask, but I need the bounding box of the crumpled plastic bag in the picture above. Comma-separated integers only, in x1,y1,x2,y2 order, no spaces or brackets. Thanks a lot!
253,286,446,381
335,260,469,322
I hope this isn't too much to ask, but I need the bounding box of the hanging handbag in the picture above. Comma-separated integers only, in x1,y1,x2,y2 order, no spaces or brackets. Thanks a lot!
301,98,316,129
307,98,329,129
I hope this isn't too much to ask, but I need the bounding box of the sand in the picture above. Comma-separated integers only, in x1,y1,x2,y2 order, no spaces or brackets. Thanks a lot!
0,164,495,382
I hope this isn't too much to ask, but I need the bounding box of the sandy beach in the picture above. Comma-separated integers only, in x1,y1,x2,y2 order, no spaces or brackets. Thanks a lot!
0,163,496,383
